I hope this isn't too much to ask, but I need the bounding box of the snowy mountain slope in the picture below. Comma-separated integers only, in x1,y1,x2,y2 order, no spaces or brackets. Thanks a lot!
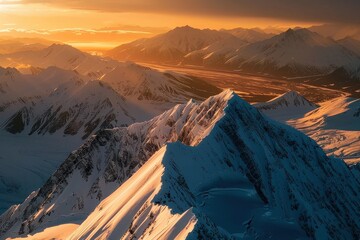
100,62,220,103
222,27,275,43
0,66,87,118
254,91,319,121
0,64,219,137
107,26,360,83
182,36,247,68
338,37,360,56
288,96,360,164
0,44,118,77
0,38,54,55
2,91,360,239
106,25,235,64
256,92,360,164
0,44,221,104
0,61,219,218
0,45,221,135
227,28,360,77
0,92,224,237
1,79,141,139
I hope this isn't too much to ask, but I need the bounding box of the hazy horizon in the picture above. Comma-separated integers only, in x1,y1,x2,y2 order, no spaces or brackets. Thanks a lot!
1,0,359,52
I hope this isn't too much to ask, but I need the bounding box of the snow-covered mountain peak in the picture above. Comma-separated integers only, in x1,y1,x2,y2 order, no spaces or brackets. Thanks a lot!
256,90,318,109
100,62,221,102
0,43,118,77
44,43,85,57
229,28,360,76
221,27,274,43
35,66,86,84
254,91,319,121
172,25,197,32
0,66,20,79
3,91,360,239
106,26,234,63
273,28,334,48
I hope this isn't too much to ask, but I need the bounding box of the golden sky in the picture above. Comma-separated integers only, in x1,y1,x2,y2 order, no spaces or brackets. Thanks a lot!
0,0,358,51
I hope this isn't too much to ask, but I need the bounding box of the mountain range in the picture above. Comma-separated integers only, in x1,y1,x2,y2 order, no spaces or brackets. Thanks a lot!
0,26,359,240
1,91,360,239
0,45,220,218
107,26,360,96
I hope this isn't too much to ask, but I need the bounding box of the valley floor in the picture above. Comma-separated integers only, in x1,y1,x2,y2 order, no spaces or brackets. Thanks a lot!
140,63,348,103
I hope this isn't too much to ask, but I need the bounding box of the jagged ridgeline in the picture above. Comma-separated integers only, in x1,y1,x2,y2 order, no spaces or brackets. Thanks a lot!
1,91,360,239
0,55,221,139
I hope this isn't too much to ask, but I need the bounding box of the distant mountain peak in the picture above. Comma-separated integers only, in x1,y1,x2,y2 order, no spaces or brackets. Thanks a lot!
285,28,294,34
45,43,85,56
0,66,20,78
174,25,195,31
257,90,318,108
282,28,315,39
254,91,319,121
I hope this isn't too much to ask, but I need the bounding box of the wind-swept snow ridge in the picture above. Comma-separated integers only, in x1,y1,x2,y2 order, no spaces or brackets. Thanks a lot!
0,90,233,237
2,90,360,239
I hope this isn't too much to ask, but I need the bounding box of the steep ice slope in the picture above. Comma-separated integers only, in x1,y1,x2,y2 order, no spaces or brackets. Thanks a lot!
227,28,360,77
254,91,319,121
2,91,360,239
0,44,118,77
106,25,234,63
67,146,200,240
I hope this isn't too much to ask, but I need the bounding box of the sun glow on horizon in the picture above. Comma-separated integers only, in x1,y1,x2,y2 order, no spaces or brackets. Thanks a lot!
0,0,330,53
